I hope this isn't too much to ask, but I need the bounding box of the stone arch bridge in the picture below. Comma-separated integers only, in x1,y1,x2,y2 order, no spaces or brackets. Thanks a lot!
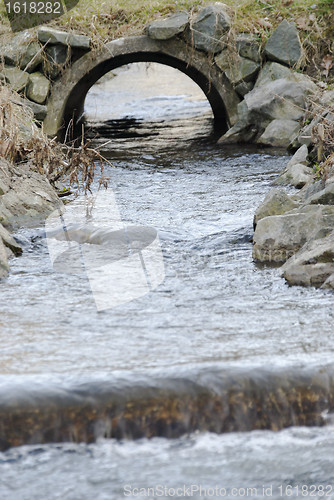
1,5,310,147
43,35,240,138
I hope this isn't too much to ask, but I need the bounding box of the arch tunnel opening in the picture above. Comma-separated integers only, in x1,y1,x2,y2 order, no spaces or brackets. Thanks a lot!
61,52,230,143
83,62,216,147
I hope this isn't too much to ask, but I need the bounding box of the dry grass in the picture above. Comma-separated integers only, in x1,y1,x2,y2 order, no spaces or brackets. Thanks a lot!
0,0,333,77
0,0,332,44
312,108,334,179
0,85,38,162
0,84,109,193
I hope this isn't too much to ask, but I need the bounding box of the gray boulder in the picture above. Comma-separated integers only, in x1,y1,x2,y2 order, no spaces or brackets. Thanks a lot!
281,231,334,287
264,20,302,67
215,53,260,85
0,32,42,72
38,27,90,50
147,12,188,40
0,67,29,92
43,45,68,79
0,224,22,256
26,72,50,104
24,100,47,121
321,273,334,290
254,61,293,88
320,89,334,106
0,165,11,196
286,144,309,169
217,120,257,144
0,159,61,226
236,34,261,63
219,75,316,145
293,115,321,148
257,119,300,148
253,188,299,228
0,200,13,228
234,81,254,97
189,4,231,53
253,205,334,263
274,163,314,189
215,51,260,84
299,179,325,201
0,238,9,279
214,49,229,70
306,183,334,205
218,100,258,144
245,77,316,122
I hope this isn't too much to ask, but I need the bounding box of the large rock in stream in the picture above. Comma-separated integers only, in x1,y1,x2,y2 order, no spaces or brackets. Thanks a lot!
0,158,61,228
282,231,334,288
253,188,299,229
274,163,314,188
0,223,22,279
257,119,300,148
0,237,9,279
253,205,334,263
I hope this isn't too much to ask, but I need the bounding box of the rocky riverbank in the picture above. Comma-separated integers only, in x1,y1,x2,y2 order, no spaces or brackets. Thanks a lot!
0,86,63,278
0,157,61,278
253,96,334,289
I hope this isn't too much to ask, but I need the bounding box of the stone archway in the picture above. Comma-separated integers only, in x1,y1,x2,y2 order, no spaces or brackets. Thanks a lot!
43,35,240,138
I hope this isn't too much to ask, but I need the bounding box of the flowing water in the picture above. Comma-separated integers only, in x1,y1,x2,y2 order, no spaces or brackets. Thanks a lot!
1,63,334,499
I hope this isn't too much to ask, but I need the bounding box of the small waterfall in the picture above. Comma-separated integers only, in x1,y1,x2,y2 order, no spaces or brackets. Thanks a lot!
1,364,333,451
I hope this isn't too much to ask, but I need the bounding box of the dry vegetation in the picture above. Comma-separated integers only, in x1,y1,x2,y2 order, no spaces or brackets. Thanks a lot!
0,85,109,193
0,0,333,70
311,107,334,179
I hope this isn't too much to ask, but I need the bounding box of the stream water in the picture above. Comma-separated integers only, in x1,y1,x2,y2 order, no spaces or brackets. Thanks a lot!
1,63,334,499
